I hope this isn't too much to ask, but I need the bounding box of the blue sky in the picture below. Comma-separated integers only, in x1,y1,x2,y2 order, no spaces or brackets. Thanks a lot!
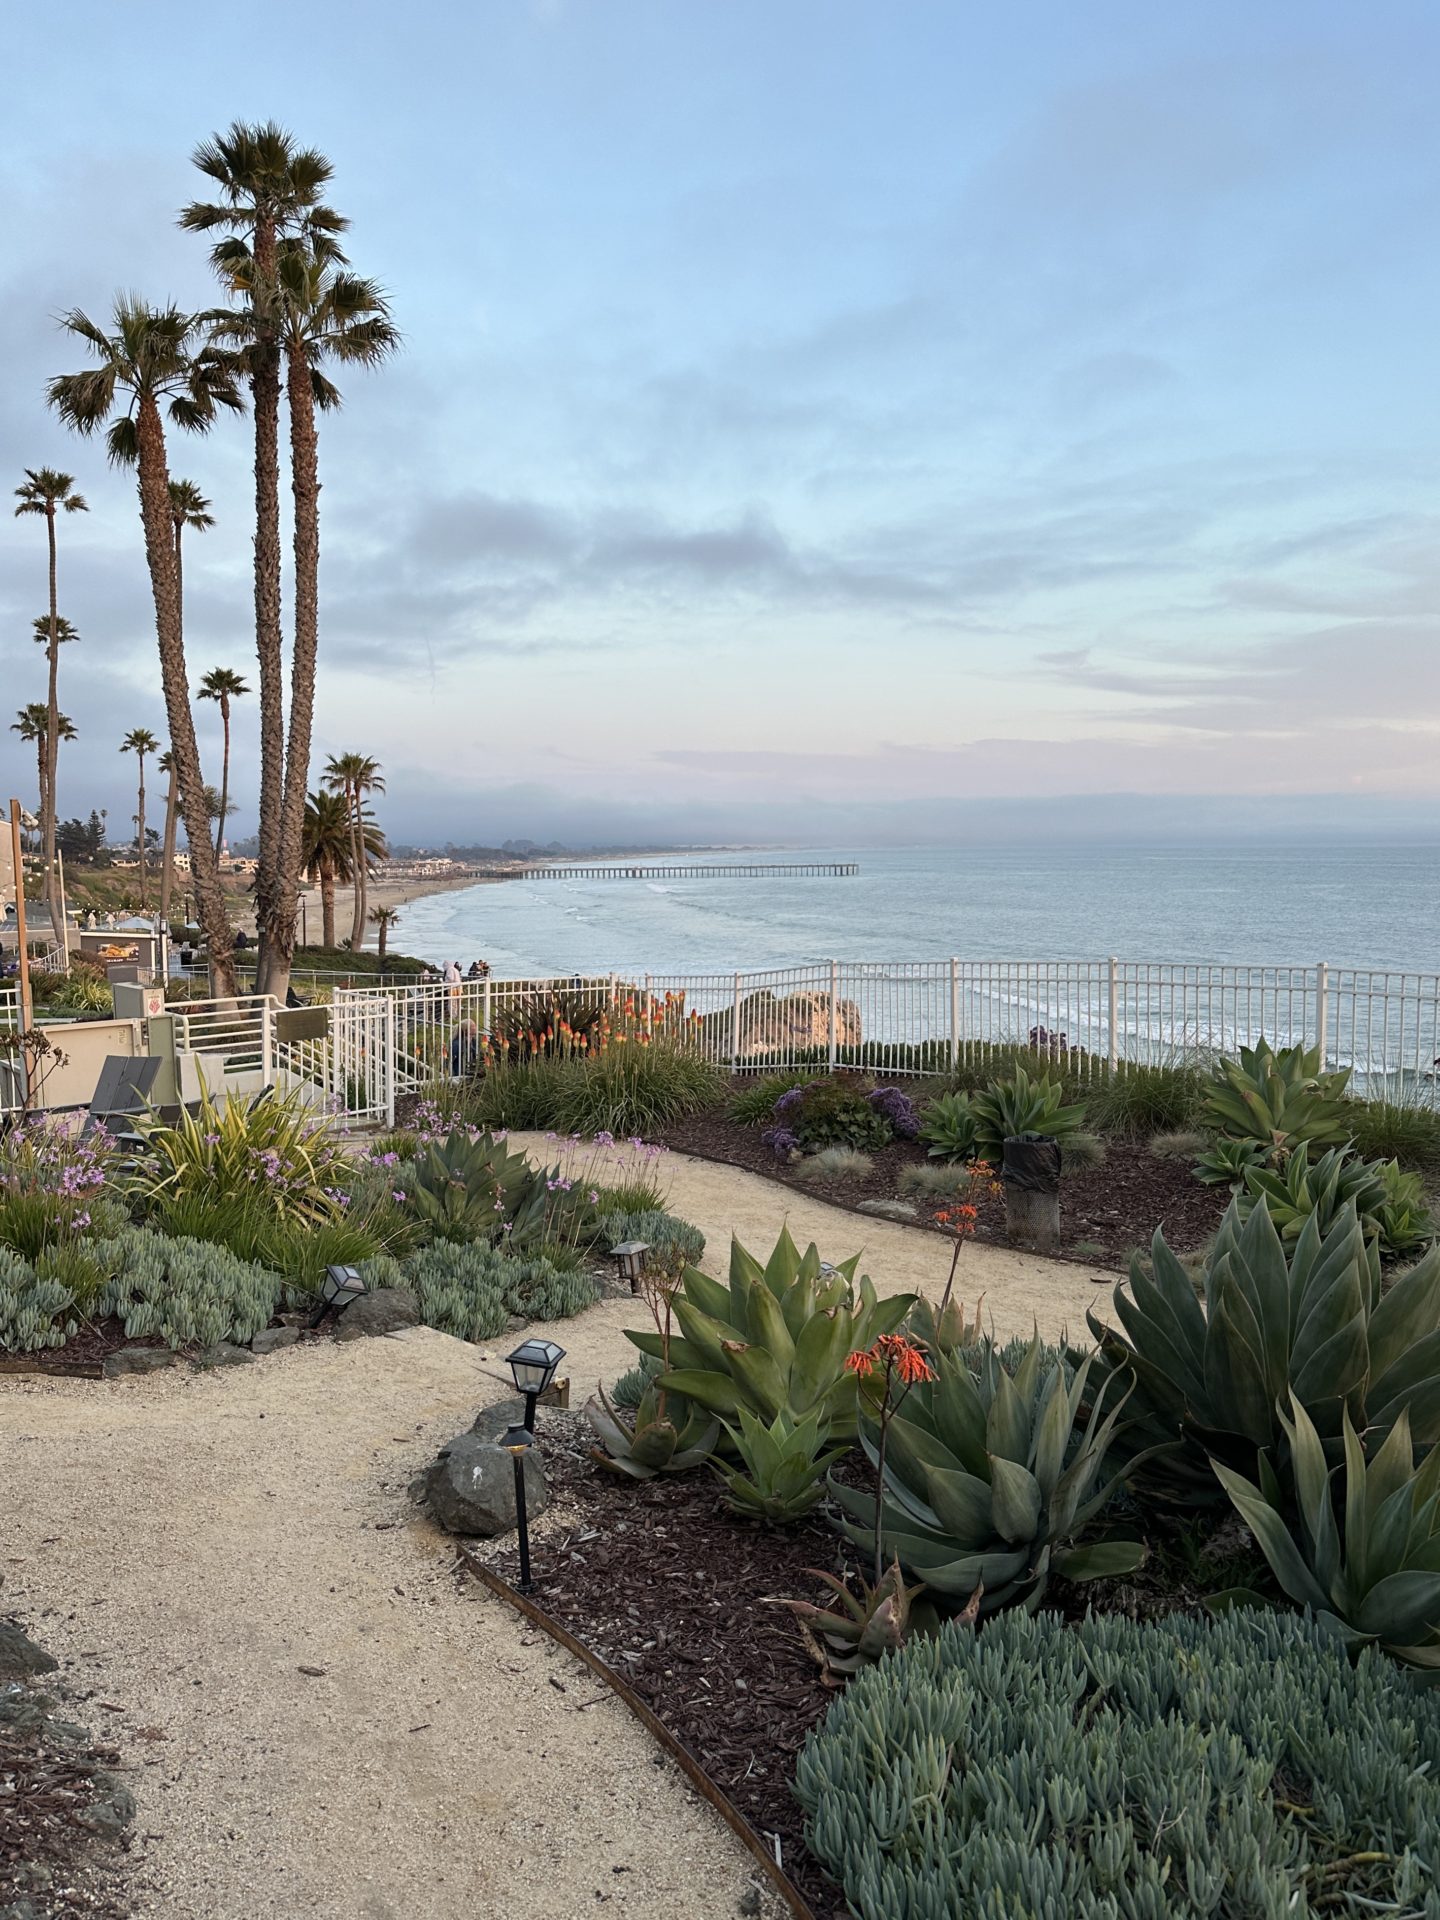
2,0,1438,844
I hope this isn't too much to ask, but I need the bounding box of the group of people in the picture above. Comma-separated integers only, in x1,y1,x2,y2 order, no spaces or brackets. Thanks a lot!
420,958,490,984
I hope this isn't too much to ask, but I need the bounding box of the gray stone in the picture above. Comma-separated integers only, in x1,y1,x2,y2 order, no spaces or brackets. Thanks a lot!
1,1896,43,1920
0,1623,57,1681
102,1345,178,1378
77,1784,135,1838
855,1198,920,1222
333,1288,420,1342
425,1432,548,1537
737,1890,764,1918
251,1325,301,1356
192,1341,255,1370
469,1396,529,1442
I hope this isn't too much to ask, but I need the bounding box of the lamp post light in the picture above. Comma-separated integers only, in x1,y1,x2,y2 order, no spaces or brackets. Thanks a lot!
497,1421,536,1593
310,1263,367,1328
505,1337,566,1432
611,1241,650,1296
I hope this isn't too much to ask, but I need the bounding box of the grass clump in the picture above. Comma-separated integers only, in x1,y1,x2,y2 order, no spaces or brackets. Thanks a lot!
897,1162,976,1198
465,1047,723,1138
1344,1096,1440,1171
1088,1061,1207,1139
1059,1130,1107,1174
1149,1128,1209,1160
796,1146,873,1182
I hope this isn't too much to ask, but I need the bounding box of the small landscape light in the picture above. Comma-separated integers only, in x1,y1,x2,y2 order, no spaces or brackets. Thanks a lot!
506,1338,566,1431
611,1240,650,1294
497,1421,537,1593
310,1263,367,1327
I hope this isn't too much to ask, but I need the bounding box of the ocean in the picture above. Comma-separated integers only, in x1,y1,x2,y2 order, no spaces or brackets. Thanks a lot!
394,844,1440,979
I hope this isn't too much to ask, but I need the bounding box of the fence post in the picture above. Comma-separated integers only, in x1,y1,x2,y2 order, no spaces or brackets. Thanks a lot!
1314,961,1329,1068
949,958,960,1071
260,997,274,1088
385,997,397,1128
644,972,653,1028
828,961,839,1073
1107,957,1119,1074
482,974,492,1040
731,971,742,1072
609,972,617,1008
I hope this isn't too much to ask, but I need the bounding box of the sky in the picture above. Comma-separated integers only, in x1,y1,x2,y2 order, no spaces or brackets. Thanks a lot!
2,0,1439,848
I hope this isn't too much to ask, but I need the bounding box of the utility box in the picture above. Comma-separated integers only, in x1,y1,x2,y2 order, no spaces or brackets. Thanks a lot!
113,981,167,1021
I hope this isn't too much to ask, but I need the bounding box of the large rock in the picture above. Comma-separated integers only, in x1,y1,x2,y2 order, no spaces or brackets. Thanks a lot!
855,1197,920,1223
425,1431,548,1537
102,1346,177,1379
251,1325,301,1356
192,1341,254,1370
699,989,862,1061
0,1622,58,1681
333,1288,420,1342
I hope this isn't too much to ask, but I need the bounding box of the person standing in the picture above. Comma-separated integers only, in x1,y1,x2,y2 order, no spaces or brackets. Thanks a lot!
444,956,462,1014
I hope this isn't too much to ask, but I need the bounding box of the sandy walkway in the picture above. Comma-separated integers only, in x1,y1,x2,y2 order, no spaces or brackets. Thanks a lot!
2,1335,783,1920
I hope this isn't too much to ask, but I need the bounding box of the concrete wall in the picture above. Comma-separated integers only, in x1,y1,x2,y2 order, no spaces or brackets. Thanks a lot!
36,1016,145,1110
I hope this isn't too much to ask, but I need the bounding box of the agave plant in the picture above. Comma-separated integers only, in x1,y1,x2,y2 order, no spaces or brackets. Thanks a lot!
968,1066,1086,1164
917,1091,980,1164
627,1228,914,1440
773,1559,931,1681
406,1128,526,1240
715,1406,848,1523
1088,1198,1440,1506
1193,1137,1269,1187
1202,1039,1351,1160
907,1293,984,1358
829,1334,1146,1616
1215,1395,1440,1677
585,1381,720,1480
1236,1143,1435,1258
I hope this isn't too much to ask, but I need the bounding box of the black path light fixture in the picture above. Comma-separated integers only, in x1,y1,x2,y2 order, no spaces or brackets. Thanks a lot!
506,1338,566,1432
497,1421,537,1593
310,1263,367,1328
611,1240,649,1295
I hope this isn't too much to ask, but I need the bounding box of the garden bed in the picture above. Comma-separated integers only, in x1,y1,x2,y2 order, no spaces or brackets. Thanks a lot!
661,1103,1226,1264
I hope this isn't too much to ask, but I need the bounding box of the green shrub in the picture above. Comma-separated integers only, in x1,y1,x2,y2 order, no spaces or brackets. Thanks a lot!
92,1227,285,1350
943,1045,1089,1103
1088,1198,1440,1507
1194,1136,1268,1186
460,1057,570,1131
1345,1095,1440,1171
129,1086,347,1224
766,1076,894,1154
917,1091,979,1164
384,1241,599,1342
969,1066,1086,1163
1203,1039,1351,1158
1088,1061,1207,1139
590,1173,666,1214
797,1145,872,1181
796,1607,1440,1920
831,1334,1143,1616
728,1071,818,1127
597,1208,705,1269
467,1047,723,1137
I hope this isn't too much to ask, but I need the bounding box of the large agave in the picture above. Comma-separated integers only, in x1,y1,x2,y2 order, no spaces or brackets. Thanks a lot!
1089,1197,1440,1506
407,1128,529,1240
968,1065,1086,1164
830,1334,1146,1616
627,1227,914,1440
1216,1395,1440,1678
1202,1038,1351,1159
715,1406,848,1523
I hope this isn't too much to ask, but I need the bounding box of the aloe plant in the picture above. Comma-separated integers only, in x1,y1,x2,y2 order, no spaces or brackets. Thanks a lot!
1203,1038,1351,1160
626,1228,914,1440
585,1382,720,1480
715,1405,847,1523
1215,1395,1440,1678
830,1334,1146,1615
774,1560,931,1680
1089,1198,1440,1506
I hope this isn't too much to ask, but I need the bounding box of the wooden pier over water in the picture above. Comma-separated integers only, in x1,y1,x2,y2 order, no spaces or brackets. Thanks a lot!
527,861,859,881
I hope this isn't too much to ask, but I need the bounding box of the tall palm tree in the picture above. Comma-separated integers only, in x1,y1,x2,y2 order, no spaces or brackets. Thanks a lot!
120,727,159,907
368,904,400,965
14,468,88,935
27,615,81,846
47,297,242,991
11,703,76,837
324,751,386,948
156,748,179,927
197,667,249,859
301,789,385,950
168,478,214,638
180,125,347,991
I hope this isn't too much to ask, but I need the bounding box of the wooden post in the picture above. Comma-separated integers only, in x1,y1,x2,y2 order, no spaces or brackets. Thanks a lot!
10,801,34,1036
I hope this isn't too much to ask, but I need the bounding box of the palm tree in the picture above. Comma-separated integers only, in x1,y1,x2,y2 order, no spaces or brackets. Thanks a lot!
14,468,88,934
156,748,179,927
120,728,159,906
47,297,242,991
11,700,76,836
324,751,386,948
368,904,400,965
180,126,347,993
168,478,214,641
197,667,249,859
302,789,385,949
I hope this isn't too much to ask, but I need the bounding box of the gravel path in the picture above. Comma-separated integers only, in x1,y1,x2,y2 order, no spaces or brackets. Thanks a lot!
1,1146,1114,1919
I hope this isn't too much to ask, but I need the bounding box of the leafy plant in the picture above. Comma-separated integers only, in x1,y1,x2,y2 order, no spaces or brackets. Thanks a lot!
969,1066,1087,1164
729,1071,818,1127
774,1560,929,1681
1087,1198,1440,1507
830,1334,1145,1615
630,1228,914,1440
715,1406,847,1523
1236,1142,1434,1256
1203,1038,1351,1159
586,1381,721,1480
129,1085,347,1224
1193,1135,1268,1186
906,1292,985,1358
406,1127,526,1241
551,1044,724,1137
917,1091,979,1164
797,1607,1440,1920
1216,1395,1440,1676
608,1352,663,1409
1373,1157,1438,1258
0,1115,118,1258
92,1227,286,1350
765,1076,894,1155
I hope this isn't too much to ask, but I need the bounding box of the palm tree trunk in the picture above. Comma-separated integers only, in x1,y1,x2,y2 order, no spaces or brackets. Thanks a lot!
42,507,63,945
136,760,148,908
347,781,365,949
134,394,237,998
158,770,179,927
263,341,321,1000
251,216,284,992
218,699,232,862
320,863,336,949
377,919,388,964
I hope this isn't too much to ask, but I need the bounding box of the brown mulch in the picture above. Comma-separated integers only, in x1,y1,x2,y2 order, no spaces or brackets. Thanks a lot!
484,1412,863,1920
0,1678,130,1917
660,1109,1226,1263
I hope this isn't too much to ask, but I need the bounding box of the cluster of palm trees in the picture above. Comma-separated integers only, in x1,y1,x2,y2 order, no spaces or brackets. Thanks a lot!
19,120,397,998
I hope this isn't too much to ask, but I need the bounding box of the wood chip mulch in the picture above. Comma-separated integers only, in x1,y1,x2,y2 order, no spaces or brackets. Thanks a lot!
0,1705,129,1917
483,1412,863,1920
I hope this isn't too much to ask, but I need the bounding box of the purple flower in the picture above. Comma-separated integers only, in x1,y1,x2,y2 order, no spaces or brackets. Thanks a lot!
392,1190,407,1203
773,1086,806,1114
868,1086,919,1138
761,1125,800,1160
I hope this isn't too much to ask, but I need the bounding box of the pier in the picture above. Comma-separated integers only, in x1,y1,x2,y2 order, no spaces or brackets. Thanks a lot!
527,861,859,881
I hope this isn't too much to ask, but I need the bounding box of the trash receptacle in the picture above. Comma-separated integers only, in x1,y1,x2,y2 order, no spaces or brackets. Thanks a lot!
1001,1132,1061,1249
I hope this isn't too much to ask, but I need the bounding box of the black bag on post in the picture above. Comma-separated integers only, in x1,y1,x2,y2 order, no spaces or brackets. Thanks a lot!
1001,1133,1061,1247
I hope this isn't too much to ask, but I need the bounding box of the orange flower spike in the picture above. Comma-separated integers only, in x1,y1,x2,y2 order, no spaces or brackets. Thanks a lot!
845,1349,875,1377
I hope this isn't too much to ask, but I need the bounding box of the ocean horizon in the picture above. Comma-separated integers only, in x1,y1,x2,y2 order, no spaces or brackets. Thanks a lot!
391,842,1440,980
